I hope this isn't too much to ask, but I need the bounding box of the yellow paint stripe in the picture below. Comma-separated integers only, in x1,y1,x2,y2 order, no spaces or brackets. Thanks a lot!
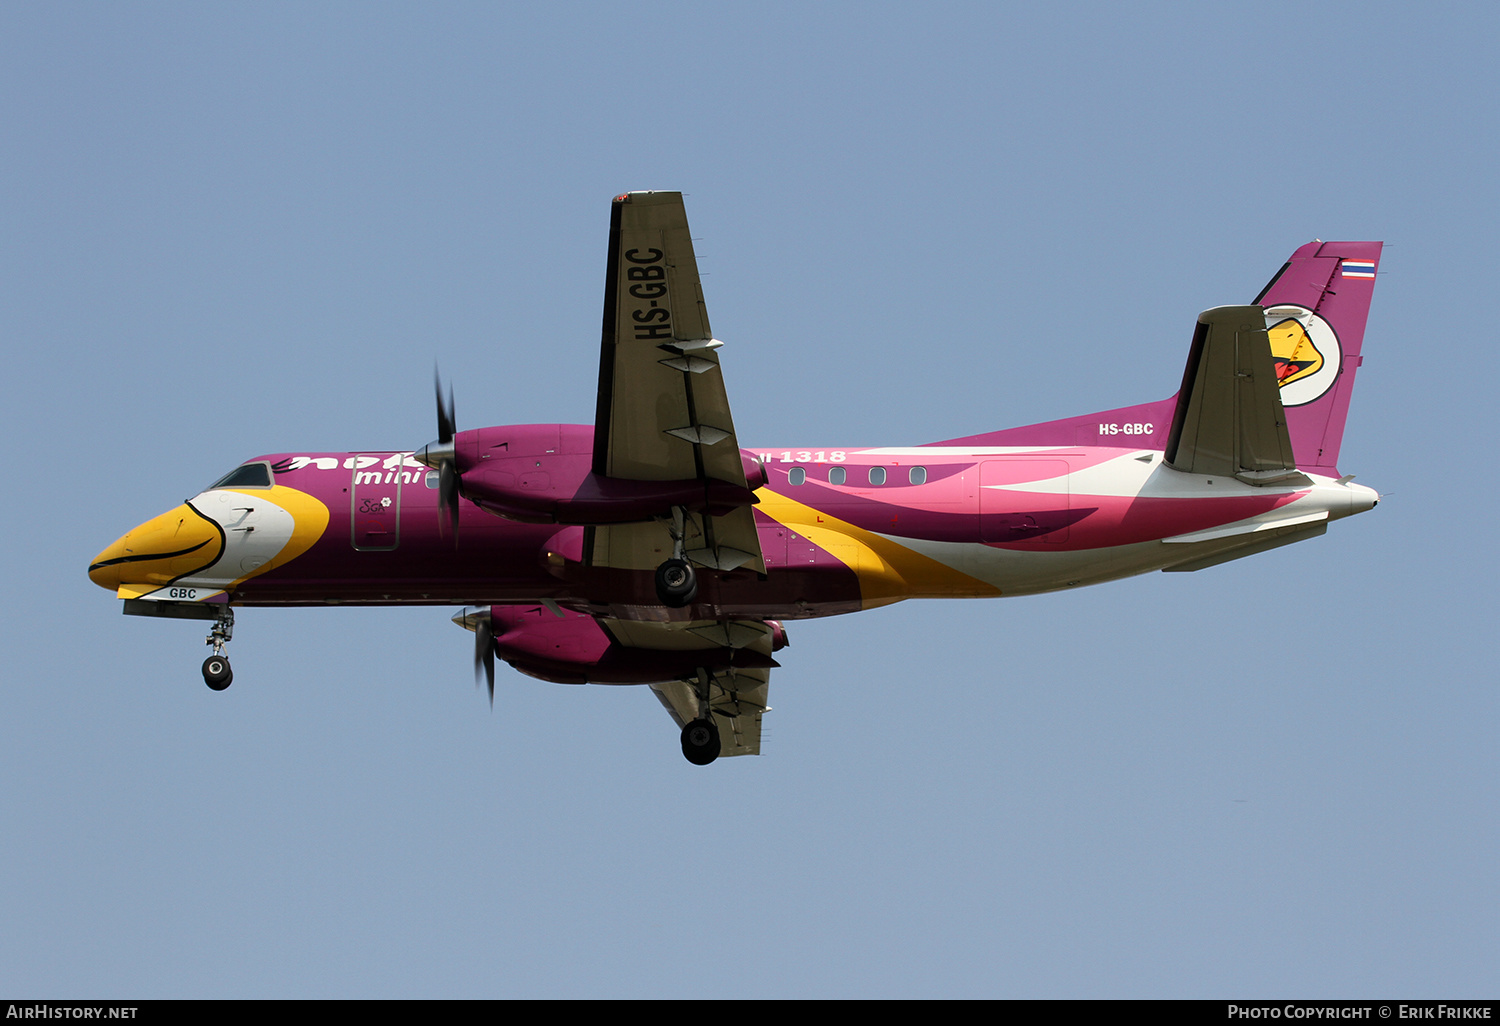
755,489,1000,606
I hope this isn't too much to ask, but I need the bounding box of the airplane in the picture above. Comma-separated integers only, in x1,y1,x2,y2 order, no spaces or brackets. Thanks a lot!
88,191,1382,765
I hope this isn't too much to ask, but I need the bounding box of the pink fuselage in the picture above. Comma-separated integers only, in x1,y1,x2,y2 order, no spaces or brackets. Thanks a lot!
95,426,1374,624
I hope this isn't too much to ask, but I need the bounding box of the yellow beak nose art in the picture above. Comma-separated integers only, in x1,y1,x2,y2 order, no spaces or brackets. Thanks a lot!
88,503,224,591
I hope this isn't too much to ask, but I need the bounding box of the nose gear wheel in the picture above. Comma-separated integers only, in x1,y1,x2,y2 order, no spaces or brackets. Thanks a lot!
202,607,235,690
202,654,233,690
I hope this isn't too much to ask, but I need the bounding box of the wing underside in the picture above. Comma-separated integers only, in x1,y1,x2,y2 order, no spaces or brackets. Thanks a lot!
589,190,764,574
650,673,768,758
471,605,778,758
607,617,773,759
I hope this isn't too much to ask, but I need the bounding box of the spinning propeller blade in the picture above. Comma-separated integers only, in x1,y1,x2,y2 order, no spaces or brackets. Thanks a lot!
435,371,455,445
427,369,461,544
474,615,495,707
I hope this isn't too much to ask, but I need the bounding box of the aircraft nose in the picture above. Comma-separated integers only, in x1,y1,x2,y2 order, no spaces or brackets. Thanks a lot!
88,503,224,592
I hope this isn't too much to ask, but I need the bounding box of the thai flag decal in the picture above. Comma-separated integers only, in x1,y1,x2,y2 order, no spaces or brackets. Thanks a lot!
1341,259,1376,279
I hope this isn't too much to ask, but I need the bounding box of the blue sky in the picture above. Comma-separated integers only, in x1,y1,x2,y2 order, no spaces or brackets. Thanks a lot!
3,2,1496,997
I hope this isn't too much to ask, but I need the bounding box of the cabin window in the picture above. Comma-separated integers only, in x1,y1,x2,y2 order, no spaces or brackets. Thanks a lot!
909,467,927,485
425,471,440,489
868,467,886,486
210,462,272,489
829,466,846,485
788,467,806,485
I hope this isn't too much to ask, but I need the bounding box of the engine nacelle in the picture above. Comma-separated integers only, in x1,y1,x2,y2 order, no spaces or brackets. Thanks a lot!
452,423,763,525
487,604,778,685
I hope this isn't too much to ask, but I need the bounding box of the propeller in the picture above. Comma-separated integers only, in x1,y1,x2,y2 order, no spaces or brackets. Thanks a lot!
435,370,456,445
453,606,497,708
417,369,462,543
474,614,496,707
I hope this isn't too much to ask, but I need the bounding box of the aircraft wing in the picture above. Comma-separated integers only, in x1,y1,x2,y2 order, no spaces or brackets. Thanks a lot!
588,191,764,574
607,618,774,759
651,673,768,759
481,605,776,758
1163,305,1306,485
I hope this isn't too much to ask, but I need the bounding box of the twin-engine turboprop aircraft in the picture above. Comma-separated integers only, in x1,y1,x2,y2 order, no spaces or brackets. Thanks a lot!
89,192,1382,764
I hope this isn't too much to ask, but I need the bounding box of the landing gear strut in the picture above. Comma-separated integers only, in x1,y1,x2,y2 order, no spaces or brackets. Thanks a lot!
655,507,698,607
202,607,234,690
680,668,720,765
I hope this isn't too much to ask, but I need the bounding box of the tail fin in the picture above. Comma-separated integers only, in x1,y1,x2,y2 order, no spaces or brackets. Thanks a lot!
928,240,1382,462
1253,240,1383,473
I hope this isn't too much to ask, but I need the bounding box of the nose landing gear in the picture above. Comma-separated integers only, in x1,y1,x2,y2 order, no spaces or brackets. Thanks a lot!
202,654,232,690
201,607,235,690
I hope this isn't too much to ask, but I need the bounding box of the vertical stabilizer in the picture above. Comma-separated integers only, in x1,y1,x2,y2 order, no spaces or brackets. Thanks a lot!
1253,241,1383,473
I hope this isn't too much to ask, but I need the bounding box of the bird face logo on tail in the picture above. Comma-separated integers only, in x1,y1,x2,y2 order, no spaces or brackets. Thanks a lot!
1269,317,1323,386
1265,305,1342,407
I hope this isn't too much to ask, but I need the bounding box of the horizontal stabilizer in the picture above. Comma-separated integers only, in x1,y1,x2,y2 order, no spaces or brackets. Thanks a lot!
1161,520,1327,573
1162,509,1328,545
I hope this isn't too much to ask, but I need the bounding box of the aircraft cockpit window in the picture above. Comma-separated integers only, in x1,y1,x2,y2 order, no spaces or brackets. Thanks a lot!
210,462,272,489
909,467,927,485
829,466,846,485
788,467,806,485
868,467,886,486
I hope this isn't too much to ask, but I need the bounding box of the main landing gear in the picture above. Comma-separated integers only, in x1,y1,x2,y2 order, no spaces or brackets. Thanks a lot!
681,718,720,765
656,558,697,607
655,507,698,608
201,607,235,691
680,669,721,766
